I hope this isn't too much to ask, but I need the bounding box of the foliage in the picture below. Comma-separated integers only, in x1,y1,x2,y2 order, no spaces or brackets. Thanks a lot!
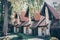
56,3,60,10
7,0,44,13
0,0,3,29
8,0,28,13
29,0,44,18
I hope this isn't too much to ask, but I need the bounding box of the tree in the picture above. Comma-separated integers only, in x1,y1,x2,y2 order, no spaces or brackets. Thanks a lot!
0,0,3,31
29,0,44,18
56,3,60,10
3,0,8,36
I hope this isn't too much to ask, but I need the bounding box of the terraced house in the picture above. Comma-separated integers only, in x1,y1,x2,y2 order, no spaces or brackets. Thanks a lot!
0,0,60,40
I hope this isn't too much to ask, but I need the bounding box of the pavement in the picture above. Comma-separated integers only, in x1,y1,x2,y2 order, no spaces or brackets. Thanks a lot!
0,35,18,39
26,38,44,40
